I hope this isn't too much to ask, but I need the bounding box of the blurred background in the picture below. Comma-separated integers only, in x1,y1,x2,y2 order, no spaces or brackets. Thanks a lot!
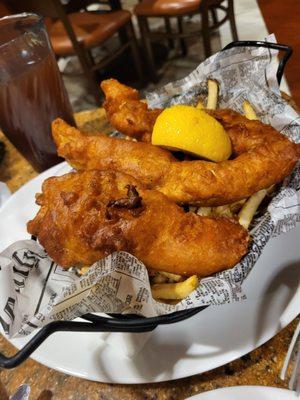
0,0,299,111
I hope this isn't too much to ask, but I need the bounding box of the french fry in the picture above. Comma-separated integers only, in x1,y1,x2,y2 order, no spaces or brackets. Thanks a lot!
197,207,212,216
152,272,168,284
243,101,258,120
124,135,137,142
206,79,219,110
196,99,204,109
213,205,233,218
159,271,182,282
195,199,248,219
77,266,89,275
238,189,267,229
151,275,199,300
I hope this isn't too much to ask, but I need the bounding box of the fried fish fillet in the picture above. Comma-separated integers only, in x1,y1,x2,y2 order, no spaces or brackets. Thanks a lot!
52,116,300,206
101,79,162,142
27,170,249,276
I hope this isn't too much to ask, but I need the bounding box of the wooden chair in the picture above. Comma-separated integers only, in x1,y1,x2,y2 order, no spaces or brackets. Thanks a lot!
0,1,10,17
7,0,143,104
134,0,238,81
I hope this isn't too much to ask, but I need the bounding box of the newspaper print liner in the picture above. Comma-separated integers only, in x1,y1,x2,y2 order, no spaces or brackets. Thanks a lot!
1,36,300,338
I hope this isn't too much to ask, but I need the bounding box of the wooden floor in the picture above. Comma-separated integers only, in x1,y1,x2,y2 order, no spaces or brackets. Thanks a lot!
257,0,300,104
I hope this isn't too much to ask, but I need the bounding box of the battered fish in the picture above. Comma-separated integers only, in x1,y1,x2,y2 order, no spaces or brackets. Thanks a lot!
52,116,300,206
101,79,161,142
27,170,249,276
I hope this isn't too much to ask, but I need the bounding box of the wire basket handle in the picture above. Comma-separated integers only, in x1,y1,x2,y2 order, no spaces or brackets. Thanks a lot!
0,307,204,369
0,318,156,369
222,40,293,85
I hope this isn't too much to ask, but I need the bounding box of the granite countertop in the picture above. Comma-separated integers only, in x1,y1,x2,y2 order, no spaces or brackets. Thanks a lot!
0,108,298,399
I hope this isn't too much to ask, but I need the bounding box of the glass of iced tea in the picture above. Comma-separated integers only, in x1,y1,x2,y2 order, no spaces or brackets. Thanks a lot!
0,13,75,172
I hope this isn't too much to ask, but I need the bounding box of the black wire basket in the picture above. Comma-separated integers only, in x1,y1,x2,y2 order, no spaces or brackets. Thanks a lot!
0,40,293,369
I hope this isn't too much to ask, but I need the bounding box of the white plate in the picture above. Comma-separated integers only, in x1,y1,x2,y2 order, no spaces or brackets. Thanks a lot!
0,163,299,383
186,386,299,400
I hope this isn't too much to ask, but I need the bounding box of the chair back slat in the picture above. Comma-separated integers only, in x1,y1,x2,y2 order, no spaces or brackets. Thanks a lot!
63,0,112,13
6,0,114,18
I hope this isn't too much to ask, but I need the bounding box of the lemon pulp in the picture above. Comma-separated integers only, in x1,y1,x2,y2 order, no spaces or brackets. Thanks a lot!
152,105,232,162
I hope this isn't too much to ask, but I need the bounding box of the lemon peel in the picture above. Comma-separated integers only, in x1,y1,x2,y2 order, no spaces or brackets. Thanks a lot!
152,105,232,162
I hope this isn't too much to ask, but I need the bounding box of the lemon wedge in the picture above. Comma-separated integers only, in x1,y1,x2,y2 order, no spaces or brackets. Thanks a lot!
152,105,232,162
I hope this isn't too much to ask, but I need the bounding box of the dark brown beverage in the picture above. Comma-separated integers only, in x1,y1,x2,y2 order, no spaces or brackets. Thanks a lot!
0,14,75,172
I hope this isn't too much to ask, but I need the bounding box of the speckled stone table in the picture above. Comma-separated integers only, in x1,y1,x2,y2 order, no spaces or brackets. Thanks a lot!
0,108,298,400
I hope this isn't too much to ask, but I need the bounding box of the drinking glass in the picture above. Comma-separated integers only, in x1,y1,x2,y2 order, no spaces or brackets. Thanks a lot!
0,13,75,172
